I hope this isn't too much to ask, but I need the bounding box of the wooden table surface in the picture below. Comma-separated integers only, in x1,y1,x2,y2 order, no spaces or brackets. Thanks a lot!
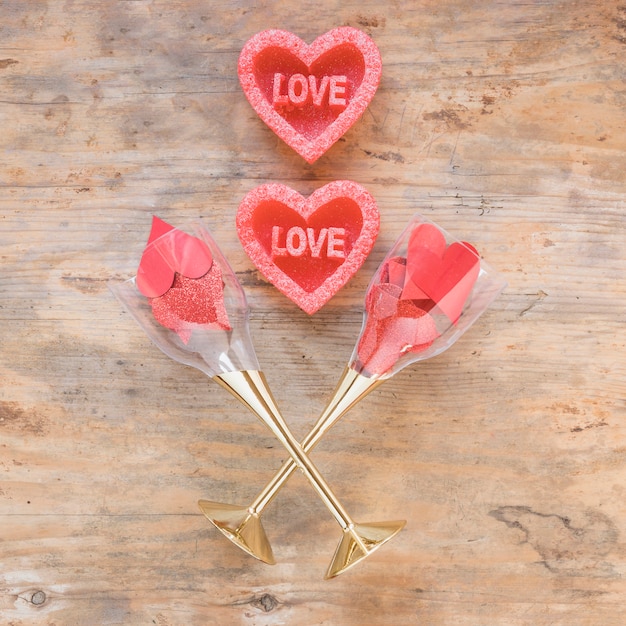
2,1,625,624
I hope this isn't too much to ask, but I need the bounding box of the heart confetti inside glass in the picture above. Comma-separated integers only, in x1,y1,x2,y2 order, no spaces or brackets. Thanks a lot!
199,213,507,578
110,217,405,577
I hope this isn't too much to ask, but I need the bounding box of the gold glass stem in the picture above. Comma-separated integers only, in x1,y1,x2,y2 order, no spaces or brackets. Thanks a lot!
214,370,364,533
250,367,384,514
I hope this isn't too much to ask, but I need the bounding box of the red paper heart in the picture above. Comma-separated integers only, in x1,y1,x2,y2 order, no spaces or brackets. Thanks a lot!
402,223,480,323
238,28,382,163
136,217,213,298
236,181,379,314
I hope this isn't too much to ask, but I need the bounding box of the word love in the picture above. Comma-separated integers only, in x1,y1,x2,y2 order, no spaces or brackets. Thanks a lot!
272,73,348,109
271,226,346,259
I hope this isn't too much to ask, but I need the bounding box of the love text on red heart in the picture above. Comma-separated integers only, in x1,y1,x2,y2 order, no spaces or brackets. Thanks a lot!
238,28,382,163
271,226,346,259
272,73,348,110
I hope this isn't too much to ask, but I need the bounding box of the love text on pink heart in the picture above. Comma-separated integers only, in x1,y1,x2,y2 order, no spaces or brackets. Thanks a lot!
238,28,382,163
271,226,346,259
272,73,348,110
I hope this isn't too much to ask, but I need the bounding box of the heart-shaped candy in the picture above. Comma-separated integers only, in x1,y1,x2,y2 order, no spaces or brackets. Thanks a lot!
238,27,382,163
136,216,213,298
402,223,480,323
236,181,379,314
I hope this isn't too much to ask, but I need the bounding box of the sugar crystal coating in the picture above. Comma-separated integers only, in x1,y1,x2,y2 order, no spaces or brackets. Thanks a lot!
135,217,231,343
150,264,231,343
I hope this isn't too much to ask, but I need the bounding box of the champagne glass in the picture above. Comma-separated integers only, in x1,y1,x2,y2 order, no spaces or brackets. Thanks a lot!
199,213,507,577
110,217,405,577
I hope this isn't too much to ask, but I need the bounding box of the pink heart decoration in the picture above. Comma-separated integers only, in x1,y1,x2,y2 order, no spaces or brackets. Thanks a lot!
150,264,231,343
356,222,482,375
402,224,480,323
136,216,213,298
236,181,380,314
238,28,382,163
357,296,440,375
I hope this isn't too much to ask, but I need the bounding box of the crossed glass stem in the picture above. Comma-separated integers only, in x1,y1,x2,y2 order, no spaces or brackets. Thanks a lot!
200,366,386,578
209,368,404,579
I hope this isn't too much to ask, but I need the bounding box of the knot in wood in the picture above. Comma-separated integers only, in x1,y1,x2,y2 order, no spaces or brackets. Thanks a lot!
31,590,46,605
251,593,278,613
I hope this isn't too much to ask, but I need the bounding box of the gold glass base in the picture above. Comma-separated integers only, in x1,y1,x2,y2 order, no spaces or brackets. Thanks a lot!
197,500,275,565
199,368,403,577
326,520,406,579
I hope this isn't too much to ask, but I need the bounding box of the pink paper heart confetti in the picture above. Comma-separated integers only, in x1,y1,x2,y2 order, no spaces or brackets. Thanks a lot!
356,222,482,375
402,224,480,323
135,217,230,342
136,216,213,298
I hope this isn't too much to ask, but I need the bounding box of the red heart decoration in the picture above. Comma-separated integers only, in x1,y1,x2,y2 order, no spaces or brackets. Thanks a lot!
357,298,439,375
238,28,382,163
236,181,379,314
150,264,231,343
136,217,213,298
402,223,480,323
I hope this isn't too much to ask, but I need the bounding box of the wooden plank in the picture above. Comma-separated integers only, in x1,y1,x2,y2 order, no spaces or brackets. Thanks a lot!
1,0,625,623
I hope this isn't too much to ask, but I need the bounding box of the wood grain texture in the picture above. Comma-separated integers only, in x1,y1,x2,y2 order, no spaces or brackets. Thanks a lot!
1,0,625,624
